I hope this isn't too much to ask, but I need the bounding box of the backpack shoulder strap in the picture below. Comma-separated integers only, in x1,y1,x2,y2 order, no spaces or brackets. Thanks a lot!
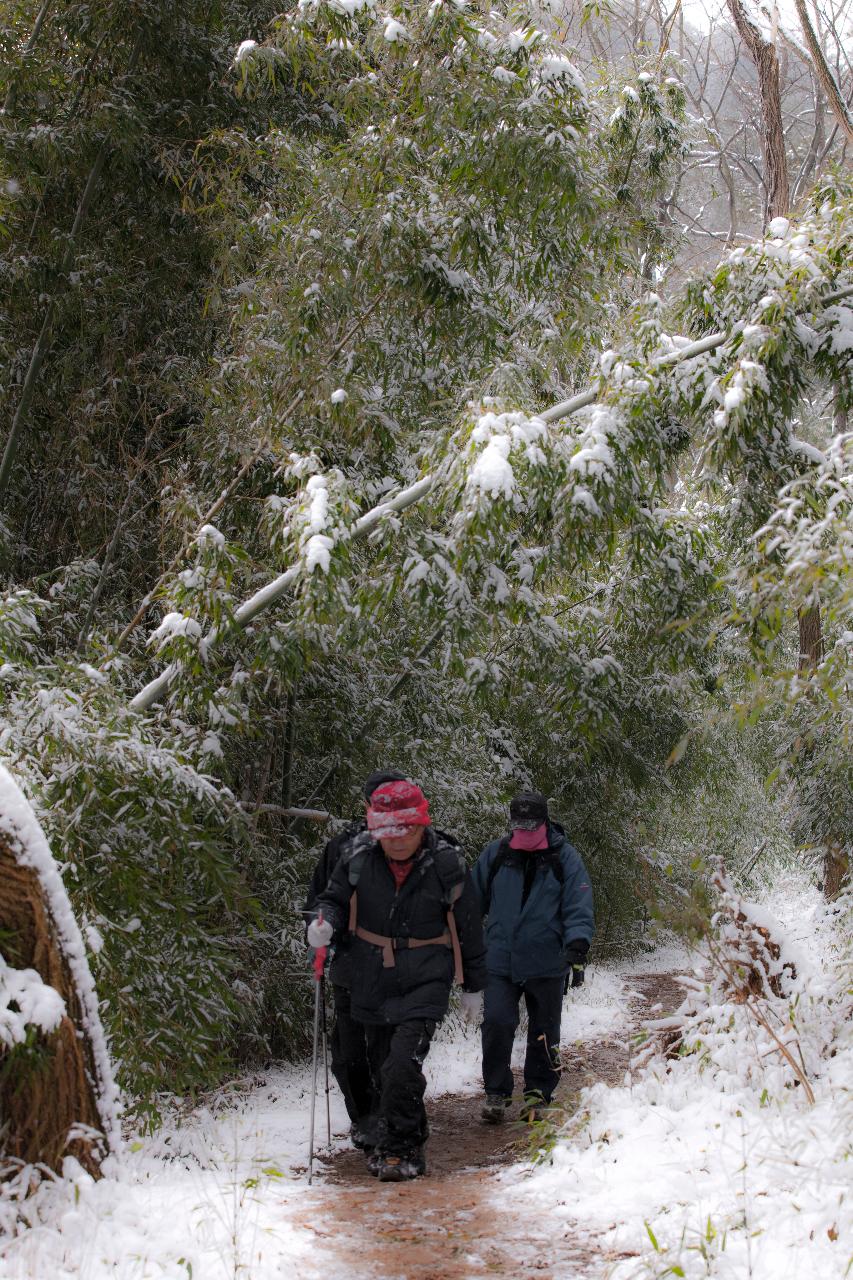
341,833,374,932
546,849,566,885
484,838,512,913
342,831,373,887
430,839,467,985
430,839,467,906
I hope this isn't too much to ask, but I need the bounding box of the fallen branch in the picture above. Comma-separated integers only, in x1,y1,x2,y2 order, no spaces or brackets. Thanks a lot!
128,280,853,712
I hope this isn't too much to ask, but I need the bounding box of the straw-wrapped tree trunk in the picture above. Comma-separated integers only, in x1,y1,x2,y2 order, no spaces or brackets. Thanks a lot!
0,767,120,1178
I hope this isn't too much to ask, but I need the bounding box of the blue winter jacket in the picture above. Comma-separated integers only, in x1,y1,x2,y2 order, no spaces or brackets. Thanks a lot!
473,824,594,982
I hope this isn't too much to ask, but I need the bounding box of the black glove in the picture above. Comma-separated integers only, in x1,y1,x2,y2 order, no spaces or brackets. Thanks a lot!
564,940,589,990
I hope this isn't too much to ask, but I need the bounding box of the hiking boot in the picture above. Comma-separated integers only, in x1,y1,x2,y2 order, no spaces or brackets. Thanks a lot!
481,1093,511,1124
376,1149,425,1182
519,1092,547,1123
350,1121,374,1152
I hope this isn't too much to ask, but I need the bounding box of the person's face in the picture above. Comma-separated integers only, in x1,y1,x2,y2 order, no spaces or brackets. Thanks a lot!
379,827,425,860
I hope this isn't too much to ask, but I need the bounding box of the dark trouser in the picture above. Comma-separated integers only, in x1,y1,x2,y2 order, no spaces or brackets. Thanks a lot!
482,974,564,1102
329,984,373,1125
365,1020,436,1156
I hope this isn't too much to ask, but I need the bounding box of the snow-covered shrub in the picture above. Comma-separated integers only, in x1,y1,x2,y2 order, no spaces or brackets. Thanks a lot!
520,868,851,1278
642,868,805,1082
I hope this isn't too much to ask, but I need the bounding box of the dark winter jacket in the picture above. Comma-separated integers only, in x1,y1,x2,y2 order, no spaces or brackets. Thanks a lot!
304,821,365,988
314,827,487,1025
473,823,594,983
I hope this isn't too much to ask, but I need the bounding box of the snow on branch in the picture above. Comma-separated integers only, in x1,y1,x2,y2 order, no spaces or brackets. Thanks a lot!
128,188,853,712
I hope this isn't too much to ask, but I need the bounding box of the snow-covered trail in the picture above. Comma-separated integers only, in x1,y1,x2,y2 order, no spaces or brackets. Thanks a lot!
5,875,848,1280
0,952,676,1280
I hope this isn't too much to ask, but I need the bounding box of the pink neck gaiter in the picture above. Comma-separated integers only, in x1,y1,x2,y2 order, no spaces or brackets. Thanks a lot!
509,823,549,851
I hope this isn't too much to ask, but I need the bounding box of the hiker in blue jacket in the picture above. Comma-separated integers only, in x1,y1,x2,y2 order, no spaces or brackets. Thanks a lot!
472,791,594,1123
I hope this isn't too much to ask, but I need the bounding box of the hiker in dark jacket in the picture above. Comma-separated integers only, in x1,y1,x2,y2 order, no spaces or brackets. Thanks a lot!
472,791,594,1123
308,780,487,1181
303,769,407,1148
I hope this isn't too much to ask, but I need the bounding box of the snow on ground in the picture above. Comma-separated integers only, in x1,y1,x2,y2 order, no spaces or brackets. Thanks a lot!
503,868,852,1280
0,951,641,1278
1,1064,333,1280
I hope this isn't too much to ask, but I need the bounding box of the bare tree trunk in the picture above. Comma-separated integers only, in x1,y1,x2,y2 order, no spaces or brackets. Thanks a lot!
793,0,853,141
797,604,823,667
726,0,790,222
793,72,826,203
719,152,739,245
822,841,850,899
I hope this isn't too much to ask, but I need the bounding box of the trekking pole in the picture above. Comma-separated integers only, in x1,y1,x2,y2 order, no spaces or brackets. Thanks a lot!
307,923,328,1187
320,978,332,1147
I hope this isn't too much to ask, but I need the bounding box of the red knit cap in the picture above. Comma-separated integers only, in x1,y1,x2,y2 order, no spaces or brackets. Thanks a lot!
367,780,431,838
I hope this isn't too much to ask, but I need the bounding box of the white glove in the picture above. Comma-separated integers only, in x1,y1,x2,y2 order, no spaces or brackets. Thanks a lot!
459,991,483,1024
307,917,333,948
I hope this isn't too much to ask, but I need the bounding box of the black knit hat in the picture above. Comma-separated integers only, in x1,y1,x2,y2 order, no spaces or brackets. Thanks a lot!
509,791,549,830
362,769,407,801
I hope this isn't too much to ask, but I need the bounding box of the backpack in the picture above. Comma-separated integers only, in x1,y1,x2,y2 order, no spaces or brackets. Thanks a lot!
342,831,466,983
483,837,565,914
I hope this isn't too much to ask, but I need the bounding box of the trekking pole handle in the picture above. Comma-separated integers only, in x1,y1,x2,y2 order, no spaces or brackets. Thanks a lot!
313,911,328,980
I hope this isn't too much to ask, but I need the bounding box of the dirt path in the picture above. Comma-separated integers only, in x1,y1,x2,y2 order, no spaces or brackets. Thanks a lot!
292,973,684,1280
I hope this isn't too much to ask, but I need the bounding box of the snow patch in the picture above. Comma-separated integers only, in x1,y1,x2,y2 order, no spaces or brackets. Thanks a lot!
466,410,549,504
304,534,334,573
233,39,258,65
383,16,409,41
305,474,329,534
147,611,203,649
766,215,791,239
0,956,65,1047
568,405,618,480
470,432,515,499
539,56,585,92
197,523,226,549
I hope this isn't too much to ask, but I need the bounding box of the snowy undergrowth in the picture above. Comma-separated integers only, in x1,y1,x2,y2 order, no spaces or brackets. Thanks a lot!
510,868,852,1280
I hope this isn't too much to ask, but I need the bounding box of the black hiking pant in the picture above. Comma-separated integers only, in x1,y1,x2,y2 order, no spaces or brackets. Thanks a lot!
365,1019,436,1156
329,983,374,1126
481,973,563,1102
